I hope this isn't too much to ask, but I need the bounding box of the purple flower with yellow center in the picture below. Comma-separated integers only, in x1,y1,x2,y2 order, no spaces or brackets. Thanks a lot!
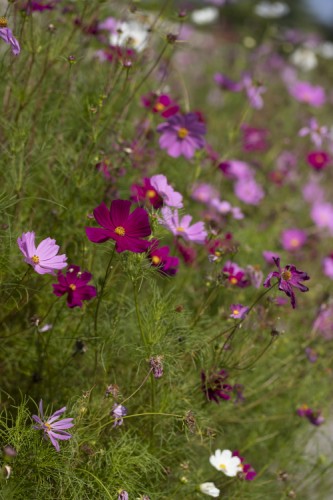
0,17,20,55
281,228,307,252
159,207,207,244
201,369,233,403
148,240,179,276
157,112,206,159
223,261,249,288
230,304,249,319
52,265,97,308
86,199,151,253
263,257,310,309
307,150,330,171
32,400,74,452
17,231,67,275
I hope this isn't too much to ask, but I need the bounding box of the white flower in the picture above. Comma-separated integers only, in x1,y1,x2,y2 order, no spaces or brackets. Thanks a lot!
290,47,317,71
191,7,219,25
200,482,220,497
316,41,333,59
209,449,242,477
110,21,149,52
254,2,290,18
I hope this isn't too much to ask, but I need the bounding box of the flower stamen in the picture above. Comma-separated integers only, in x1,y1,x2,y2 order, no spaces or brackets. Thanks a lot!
115,226,126,236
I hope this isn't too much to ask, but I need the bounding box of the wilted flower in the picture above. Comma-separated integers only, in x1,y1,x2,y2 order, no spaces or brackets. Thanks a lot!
32,400,74,452
263,257,310,309
0,18,20,56
159,207,207,244
201,369,233,403
111,404,127,427
150,355,164,378
209,449,242,476
17,231,67,275
52,265,97,308
199,482,220,497
86,199,151,253
157,113,206,159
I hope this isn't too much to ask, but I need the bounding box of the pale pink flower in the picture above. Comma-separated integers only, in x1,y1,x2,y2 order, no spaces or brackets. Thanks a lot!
159,207,207,244
17,231,67,275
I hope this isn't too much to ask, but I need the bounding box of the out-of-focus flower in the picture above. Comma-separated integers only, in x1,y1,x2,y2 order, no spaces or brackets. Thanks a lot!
234,179,264,205
263,257,310,309
86,199,151,253
0,18,20,55
159,207,207,244
307,151,330,171
297,404,324,426
199,482,220,497
323,253,333,279
38,323,53,333
17,232,67,275
219,160,253,181
232,451,257,480
192,183,219,204
32,400,74,452
241,124,269,152
262,251,280,265
111,404,127,427
229,304,249,319
242,75,266,109
209,449,242,476
110,21,149,52
214,73,242,92
157,113,206,159
290,47,318,71
191,7,219,25
223,261,249,288
311,202,333,234
299,118,329,148
313,302,333,339
201,369,233,403
246,265,263,288
3,445,16,457
289,81,326,107
117,491,129,500
316,41,333,59
254,1,290,18
281,228,307,252
305,347,317,363
302,177,325,204
148,240,179,276
52,265,97,308
141,92,179,118
3,465,12,479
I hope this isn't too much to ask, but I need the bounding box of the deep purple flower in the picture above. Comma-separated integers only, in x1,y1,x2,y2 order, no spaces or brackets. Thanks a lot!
297,405,324,426
86,200,151,253
289,81,326,107
141,92,179,118
32,400,74,452
23,1,56,12
52,265,97,308
232,451,257,481
263,257,310,309
148,240,179,276
307,151,330,171
201,369,233,403
230,304,249,319
0,19,20,55
214,73,242,92
241,124,269,152
223,261,249,288
17,231,67,275
111,404,127,427
159,207,207,244
157,112,206,159
281,228,307,252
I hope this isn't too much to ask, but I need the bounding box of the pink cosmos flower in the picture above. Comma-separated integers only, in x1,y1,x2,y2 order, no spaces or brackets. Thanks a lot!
17,232,67,275
311,202,333,234
223,261,249,288
32,400,74,452
141,92,179,118
323,254,333,279
52,265,97,308
307,151,330,171
148,240,179,276
150,174,183,208
0,20,20,56
230,304,249,319
299,118,329,147
219,160,253,181
157,112,206,159
241,124,269,152
242,75,266,109
86,199,151,253
281,228,307,252
289,81,326,107
313,302,333,339
191,183,219,204
302,177,325,204
159,207,207,244
262,251,280,265
234,179,264,205
263,257,310,309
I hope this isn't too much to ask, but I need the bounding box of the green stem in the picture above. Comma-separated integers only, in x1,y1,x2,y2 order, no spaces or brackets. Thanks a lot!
94,245,116,336
133,281,147,348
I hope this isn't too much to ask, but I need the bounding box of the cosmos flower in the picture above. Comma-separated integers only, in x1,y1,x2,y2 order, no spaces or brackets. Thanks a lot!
214,73,242,92
281,228,307,252
86,199,151,253
209,449,242,477
17,232,67,275
299,118,329,148
263,257,310,309
313,302,333,340
307,151,330,171
230,304,249,319
150,174,183,208
157,113,206,159
141,92,179,118
241,124,269,152
297,405,324,426
52,265,97,308
111,403,127,427
0,18,20,55
323,254,333,279
234,179,264,206
223,261,249,288
148,240,179,276
289,81,326,107
110,21,149,52
32,400,74,452
219,160,253,181
199,482,220,497
159,207,207,244
311,202,333,234
242,75,266,109
232,451,257,480
191,183,219,204
201,369,233,403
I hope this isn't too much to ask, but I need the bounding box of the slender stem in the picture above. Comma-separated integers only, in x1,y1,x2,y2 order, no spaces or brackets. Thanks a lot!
121,368,153,406
97,412,183,432
190,285,218,329
94,245,116,336
133,281,147,347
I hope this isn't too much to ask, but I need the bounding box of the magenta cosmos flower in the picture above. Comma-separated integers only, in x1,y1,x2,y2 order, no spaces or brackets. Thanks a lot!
157,112,206,159
17,232,67,275
32,400,74,452
201,369,233,403
223,261,249,288
297,404,324,426
86,199,151,253
289,81,326,107
159,207,207,244
131,175,183,209
148,240,179,276
141,92,179,118
263,257,310,309
281,228,307,252
232,451,257,481
52,265,97,308
0,18,20,56
241,124,269,152
307,151,330,171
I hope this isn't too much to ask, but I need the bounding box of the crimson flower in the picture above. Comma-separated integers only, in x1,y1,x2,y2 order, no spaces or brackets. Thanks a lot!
201,369,233,403
86,199,151,253
52,265,96,308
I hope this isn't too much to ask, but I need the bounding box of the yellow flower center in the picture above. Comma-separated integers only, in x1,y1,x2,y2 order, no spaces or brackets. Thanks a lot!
0,17,8,28
230,277,238,285
176,226,185,232
155,102,165,112
178,127,189,139
300,404,309,411
290,238,299,248
32,255,40,264
233,309,239,315
282,269,292,281
69,284,76,291
146,189,156,199
219,463,227,471
45,422,52,431
152,255,161,265
115,226,126,236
